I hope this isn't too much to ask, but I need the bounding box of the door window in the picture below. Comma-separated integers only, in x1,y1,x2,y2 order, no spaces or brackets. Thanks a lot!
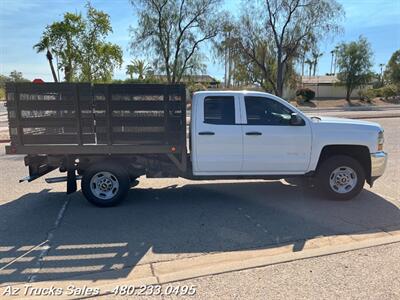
204,96,235,125
244,96,293,125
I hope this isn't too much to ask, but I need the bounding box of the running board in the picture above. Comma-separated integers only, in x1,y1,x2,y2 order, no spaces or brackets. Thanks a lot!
45,175,82,184
20,175,41,183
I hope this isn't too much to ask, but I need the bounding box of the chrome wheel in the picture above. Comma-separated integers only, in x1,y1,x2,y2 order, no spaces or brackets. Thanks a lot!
90,171,120,200
329,166,358,194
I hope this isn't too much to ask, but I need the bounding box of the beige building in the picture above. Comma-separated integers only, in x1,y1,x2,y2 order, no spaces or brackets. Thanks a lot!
153,75,220,88
297,76,372,99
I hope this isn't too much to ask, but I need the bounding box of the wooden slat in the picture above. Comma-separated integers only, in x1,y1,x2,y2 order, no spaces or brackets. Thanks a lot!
22,133,96,144
11,117,77,127
19,101,76,110
93,100,181,111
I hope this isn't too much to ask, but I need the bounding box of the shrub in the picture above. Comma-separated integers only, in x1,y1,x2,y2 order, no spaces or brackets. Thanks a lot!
358,88,376,100
358,89,370,102
380,85,397,99
367,85,398,99
296,88,315,102
188,83,207,94
0,88,5,101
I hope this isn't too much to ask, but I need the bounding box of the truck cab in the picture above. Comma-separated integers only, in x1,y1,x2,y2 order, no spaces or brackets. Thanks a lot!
190,91,387,200
191,91,312,175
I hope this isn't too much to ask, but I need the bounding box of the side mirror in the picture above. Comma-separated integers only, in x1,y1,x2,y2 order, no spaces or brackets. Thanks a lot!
290,113,305,126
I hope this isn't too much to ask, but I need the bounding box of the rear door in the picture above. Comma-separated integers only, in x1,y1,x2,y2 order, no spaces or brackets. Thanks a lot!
241,95,312,173
192,94,243,174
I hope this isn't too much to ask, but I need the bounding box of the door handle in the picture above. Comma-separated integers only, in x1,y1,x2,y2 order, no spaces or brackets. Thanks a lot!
198,131,215,135
246,132,262,136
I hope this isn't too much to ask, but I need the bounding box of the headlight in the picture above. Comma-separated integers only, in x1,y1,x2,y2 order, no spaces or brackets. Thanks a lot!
378,131,384,151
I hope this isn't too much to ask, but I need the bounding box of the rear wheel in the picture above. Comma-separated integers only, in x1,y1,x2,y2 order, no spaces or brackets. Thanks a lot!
81,162,130,207
317,155,365,201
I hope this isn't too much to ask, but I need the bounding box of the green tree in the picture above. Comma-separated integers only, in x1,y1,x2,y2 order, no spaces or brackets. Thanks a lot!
130,0,223,83
0,71,29,99
35,2,122,82
267,0,344,96
126,59,152,80
232,0,343,96
38,12,84,82
384,50,400,86
8,71,30,82
227,6,278,91
336,37,373,102
78,3,123,82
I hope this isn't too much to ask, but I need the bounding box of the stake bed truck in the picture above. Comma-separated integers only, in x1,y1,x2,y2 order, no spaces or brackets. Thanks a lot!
4,83,388,206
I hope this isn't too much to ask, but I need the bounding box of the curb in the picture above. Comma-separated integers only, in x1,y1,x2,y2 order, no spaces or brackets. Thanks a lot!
304,112,400,120
2,229,400,299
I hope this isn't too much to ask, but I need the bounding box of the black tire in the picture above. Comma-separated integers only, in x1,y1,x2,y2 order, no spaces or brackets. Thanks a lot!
81,161,130,207
316,155,365,201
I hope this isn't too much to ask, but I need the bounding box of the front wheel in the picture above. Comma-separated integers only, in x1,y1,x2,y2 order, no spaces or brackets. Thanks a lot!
81,162,130,207
317,155,365,201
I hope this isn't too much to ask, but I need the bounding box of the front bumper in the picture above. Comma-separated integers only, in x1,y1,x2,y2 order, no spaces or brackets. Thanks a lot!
370,151,388,178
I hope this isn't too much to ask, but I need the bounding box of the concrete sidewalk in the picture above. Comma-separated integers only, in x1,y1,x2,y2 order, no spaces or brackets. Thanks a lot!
300,104,400,112
304,109,400,119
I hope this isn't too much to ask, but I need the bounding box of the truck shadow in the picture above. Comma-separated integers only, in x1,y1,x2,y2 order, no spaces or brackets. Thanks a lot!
1,181,399,284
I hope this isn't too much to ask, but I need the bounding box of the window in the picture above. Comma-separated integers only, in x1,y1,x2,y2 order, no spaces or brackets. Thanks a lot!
244,96,293,126
204,96,235,125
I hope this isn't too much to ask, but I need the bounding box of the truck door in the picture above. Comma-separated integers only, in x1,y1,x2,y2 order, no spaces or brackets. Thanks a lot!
241,95,312,173
192,94,243,174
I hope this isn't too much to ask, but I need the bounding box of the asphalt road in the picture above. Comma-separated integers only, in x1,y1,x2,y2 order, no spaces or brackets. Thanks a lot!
0,117,399,294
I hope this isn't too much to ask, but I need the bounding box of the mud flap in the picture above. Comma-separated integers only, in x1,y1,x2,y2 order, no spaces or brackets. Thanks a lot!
66,169,77,194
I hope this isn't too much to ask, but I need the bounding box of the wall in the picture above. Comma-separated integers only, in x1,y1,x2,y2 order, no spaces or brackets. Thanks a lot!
302,84,373,99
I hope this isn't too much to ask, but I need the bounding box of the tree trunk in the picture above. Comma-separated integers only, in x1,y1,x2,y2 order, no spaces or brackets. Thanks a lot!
276,52,284,97
65,64,72,82
224,47,228,87
346,87,352,103
46,50,58,82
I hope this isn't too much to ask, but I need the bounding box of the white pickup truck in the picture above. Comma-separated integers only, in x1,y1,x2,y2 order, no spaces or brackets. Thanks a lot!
5,83,388,206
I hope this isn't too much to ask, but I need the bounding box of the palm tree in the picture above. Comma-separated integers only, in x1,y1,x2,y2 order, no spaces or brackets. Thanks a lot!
305,59,313,77
379,63,385,86
300,43,311,77
126,59,152,80
312,51,323,76
126,64,135,80
333,46,340,75
330,50,335,75
33,36,58,82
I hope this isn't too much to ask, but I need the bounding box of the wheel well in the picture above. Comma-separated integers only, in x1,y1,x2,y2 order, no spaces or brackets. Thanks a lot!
77,156,143,181
316,145,371,181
